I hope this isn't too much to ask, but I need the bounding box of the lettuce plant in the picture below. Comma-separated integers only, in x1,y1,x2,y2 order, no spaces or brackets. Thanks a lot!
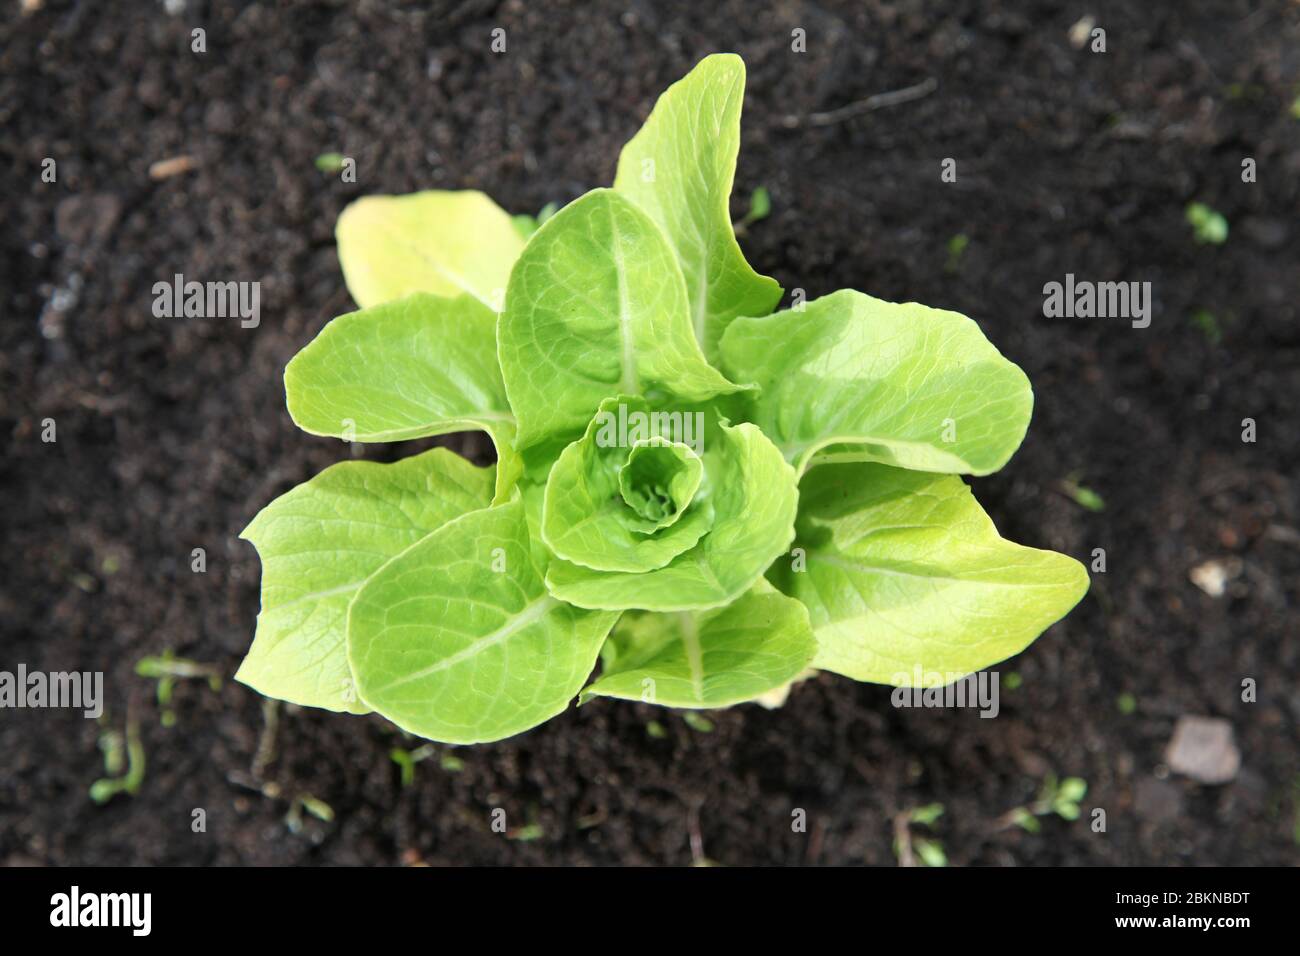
238,54,1088,743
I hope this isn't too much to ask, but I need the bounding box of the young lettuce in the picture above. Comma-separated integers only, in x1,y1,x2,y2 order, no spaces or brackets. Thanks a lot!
238,54,1088,743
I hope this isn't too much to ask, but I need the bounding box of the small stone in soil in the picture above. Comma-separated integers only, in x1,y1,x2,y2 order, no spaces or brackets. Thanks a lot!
1164,716,1240,785
1188,557,1241,598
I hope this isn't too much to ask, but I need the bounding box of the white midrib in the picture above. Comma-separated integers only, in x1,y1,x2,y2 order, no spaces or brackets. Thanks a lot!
270,580,365,613
678,612,705,701
609,205,639,395
692,262,709,347
815,553,1065,588
376,595,558,692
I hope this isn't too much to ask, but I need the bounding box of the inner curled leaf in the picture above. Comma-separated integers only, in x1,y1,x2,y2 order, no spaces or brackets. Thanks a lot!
618,438,703,532
541,396,714,574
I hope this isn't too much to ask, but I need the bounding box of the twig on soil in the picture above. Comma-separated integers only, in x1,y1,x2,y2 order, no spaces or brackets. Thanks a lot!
1265,524,1300,547
892,811,916,867
781,78,937,128
148,155,198,181
252,697,280,780
687,800,715,866
806,815,826,864
73,390,131,414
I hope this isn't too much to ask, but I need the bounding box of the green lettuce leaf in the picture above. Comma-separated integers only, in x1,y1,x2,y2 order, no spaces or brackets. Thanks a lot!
285,292,520,501
614,53,782,360
347,499,620,744
581,581,817,708
545,421,798,611
768,462,1089,684
498,188,745,453
720,289,1034,476
237,448,495,713
336,190,523,310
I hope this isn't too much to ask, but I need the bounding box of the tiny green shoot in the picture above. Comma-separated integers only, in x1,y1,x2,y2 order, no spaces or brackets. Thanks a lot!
1191,309,1222,344
392,743,461,783
1060,477,1106,512
910,802,945,826
135,650,222,727
913,838,948,868
509,823,544,842
90,717,145,804
389,743,435,787
315,152,347,173
1185,201,1228,245
682,712,715,733
440,752,464,773
285,793,335,833
97,725,125,777
894,803,946,866
945,233,969,273
1005,773,1088,832
732,185,771,235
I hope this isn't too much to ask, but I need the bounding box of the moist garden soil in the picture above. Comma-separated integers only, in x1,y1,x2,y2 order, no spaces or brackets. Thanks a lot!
2,0,1298,865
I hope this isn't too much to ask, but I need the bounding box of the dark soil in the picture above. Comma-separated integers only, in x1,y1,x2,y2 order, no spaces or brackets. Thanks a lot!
2,0,1298,866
